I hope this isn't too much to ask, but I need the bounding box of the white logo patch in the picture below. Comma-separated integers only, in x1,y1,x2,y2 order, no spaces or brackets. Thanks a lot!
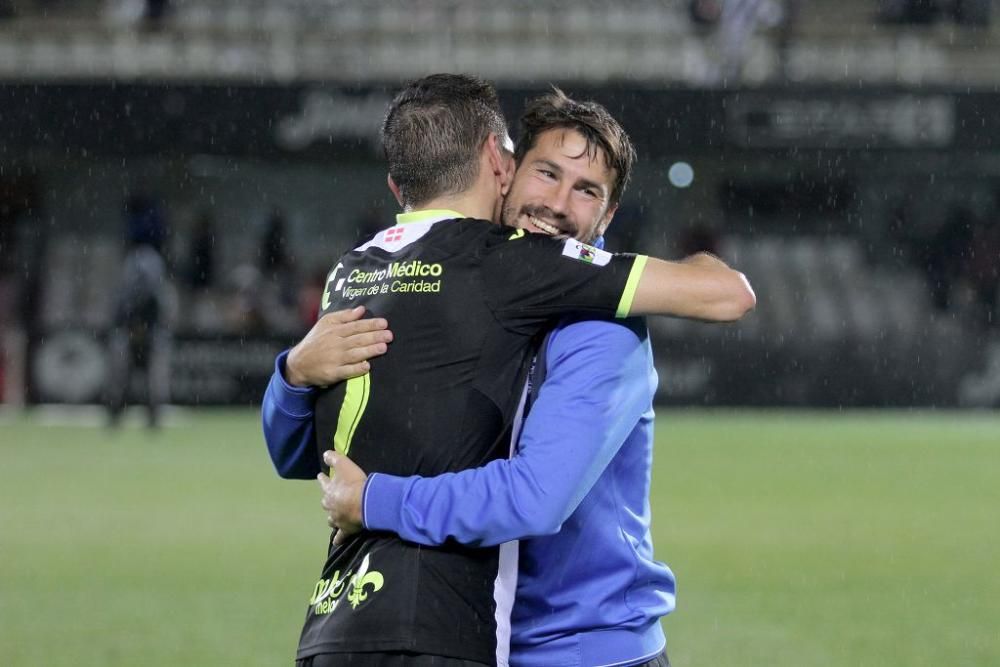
560,240,612,266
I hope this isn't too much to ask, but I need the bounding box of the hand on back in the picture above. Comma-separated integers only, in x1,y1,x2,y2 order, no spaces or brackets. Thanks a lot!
286,306,393,387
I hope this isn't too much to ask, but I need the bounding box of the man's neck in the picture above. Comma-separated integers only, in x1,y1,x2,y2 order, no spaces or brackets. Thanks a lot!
406,192,496,222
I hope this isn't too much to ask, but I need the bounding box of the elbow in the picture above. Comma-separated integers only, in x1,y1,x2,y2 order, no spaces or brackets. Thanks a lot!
507,495,566,537
709,271,757,322
732,271,756,318
272,456,296,479
522,507,567,537
530,517,564,537
274,462,314,480
274,462,298,479
268,445,314,480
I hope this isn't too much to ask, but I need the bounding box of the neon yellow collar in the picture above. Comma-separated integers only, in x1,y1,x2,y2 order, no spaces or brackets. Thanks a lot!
395,209,466,225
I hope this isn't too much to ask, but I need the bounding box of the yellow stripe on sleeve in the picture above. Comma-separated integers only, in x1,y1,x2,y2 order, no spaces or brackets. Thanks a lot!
615,255,648,318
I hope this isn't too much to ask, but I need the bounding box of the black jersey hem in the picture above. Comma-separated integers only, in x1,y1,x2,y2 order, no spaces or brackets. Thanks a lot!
297,638,496,665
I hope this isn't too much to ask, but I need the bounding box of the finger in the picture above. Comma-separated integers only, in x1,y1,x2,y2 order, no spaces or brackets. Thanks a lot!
332,361,371,380
345,329,394,348
322,306,366,324
317,473,333,498
343,344,388,365
332,529,348,546
338,317,390,336
323,450,337,467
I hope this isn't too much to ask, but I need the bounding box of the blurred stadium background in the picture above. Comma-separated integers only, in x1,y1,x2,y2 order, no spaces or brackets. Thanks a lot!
1,1,998,665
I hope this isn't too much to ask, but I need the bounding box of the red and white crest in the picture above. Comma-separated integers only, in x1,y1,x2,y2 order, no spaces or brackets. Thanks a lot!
383,227,405,243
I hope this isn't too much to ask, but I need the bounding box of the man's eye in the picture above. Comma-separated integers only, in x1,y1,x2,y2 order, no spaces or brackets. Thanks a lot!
539,169,556,179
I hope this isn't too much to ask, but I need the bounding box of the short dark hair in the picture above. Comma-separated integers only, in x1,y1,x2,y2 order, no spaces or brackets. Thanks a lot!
515,88,635,206
381,73,510,207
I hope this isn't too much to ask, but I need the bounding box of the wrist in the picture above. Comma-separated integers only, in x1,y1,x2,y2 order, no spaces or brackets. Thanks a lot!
353,475,370,527
284,348,310,387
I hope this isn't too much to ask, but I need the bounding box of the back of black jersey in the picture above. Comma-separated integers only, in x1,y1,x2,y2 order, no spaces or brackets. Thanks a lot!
315,219,534,476
298,212,643,664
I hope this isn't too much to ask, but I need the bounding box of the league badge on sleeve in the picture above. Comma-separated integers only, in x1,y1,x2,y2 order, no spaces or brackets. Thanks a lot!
561,239,612,266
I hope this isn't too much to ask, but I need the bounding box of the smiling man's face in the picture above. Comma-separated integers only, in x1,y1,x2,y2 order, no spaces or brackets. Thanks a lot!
501,128,617,244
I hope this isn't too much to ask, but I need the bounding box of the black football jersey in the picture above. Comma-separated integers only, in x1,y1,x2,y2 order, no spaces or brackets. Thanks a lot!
297,210,645,665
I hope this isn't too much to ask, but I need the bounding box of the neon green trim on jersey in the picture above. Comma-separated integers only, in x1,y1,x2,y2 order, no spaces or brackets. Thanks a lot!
395,209,465,225
508,228,525,240
616,255,648,318
333,373,370,456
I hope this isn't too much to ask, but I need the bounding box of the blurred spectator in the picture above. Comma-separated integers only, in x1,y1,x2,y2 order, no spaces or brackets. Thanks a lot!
775,0,800,80
693,0,786,83
879,0,990,26
221,208,302,335
224,261,301,336
967,215,1000,327
259,208,290,276
258,207,298,309
107,0,170,29
879,0,941,24
954,0,991,26
225,263,267,333
923,206,973,312
106,196,172,428
885,199,916,269
298,266,329,331
1,172,38,405
723,0,785,78
125,194,167,254
689,0,723,25
186,209,216,290
144,0,168,23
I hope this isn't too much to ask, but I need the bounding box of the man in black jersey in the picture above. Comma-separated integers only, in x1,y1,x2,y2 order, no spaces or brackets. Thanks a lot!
278,74,754,667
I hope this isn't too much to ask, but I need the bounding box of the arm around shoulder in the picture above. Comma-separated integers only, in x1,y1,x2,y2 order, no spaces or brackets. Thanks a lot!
627,252,756,321
364,318,654,546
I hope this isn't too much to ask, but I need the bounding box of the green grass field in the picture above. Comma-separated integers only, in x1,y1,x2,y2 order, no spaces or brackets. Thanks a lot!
2,408,998,666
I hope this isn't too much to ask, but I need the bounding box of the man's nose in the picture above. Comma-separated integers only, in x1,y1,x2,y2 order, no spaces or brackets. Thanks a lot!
544,185,572,217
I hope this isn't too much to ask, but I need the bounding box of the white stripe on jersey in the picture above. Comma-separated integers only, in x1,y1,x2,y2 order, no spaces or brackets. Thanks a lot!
494,542,518,667
355,220,439,253
492,380,529,667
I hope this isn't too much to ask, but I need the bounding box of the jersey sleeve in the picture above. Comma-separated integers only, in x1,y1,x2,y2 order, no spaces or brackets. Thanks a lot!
481,231,648,334
361,318,655,546
261,349,322,479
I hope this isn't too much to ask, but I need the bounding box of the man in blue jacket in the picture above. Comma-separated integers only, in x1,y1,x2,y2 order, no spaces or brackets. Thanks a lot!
264,86,753,667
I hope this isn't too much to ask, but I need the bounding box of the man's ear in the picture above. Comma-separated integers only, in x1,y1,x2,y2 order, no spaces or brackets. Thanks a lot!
387,174,404,208
486,133,515,197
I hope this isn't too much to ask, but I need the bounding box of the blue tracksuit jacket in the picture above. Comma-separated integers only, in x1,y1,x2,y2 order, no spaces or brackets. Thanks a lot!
262,314,675,667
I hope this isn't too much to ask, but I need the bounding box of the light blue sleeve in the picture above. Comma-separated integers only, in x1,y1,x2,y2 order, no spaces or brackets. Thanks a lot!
261,349,322,479
363,318,654,546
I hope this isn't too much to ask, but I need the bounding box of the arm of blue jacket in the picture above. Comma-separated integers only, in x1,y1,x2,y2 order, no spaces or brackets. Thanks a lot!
362,318,654,546
261,349,322,479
